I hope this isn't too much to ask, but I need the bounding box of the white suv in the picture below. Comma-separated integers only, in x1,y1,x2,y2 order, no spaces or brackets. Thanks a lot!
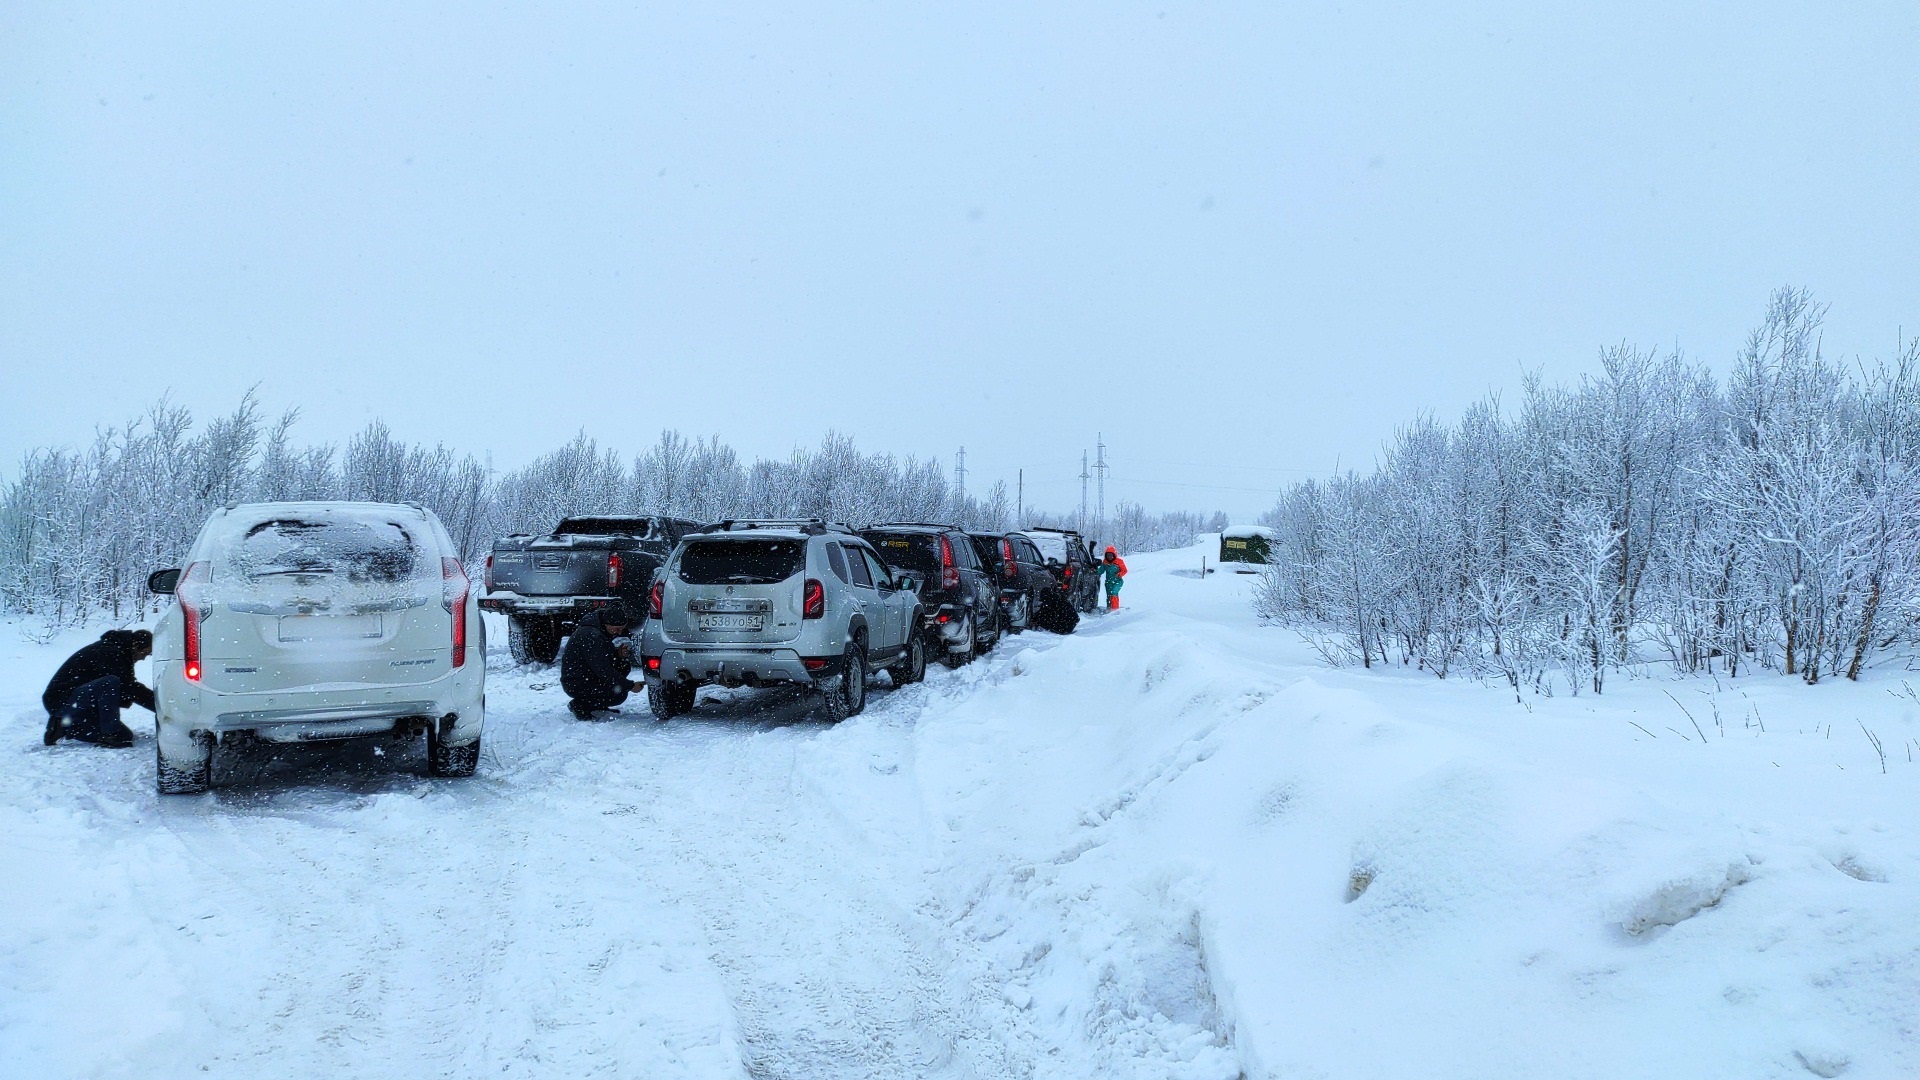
146,502,485,794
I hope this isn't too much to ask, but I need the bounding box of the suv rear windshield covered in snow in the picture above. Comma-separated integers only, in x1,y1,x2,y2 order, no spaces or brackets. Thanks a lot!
232,519,427,584
679,539,805,585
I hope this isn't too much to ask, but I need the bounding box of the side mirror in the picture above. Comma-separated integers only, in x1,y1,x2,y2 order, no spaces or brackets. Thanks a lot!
148,568,182,595
893,570,924,593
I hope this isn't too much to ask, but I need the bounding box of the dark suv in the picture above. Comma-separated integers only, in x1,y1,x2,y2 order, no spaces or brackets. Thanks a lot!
969,531,1079,634
1022,527,1100,614
860,523,1002,666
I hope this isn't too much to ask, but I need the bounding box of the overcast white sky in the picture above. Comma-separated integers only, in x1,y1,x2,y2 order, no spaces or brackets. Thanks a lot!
3,2,1916,518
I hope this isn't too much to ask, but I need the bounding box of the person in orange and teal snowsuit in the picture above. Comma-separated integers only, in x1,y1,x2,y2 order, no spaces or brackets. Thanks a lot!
1099,546,1127,610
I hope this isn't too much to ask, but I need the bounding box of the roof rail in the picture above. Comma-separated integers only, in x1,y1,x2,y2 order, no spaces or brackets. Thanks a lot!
700,518,853,536
862,521,963,531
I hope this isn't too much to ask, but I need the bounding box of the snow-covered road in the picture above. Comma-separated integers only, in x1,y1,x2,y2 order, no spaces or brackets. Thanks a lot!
5,540,1919,1079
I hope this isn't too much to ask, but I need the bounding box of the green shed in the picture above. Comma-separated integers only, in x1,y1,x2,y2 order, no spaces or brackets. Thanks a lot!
1219,526,1275,570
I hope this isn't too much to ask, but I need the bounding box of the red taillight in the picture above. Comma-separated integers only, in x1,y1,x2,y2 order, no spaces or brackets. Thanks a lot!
939,536,959,590
802,657,831,671
484,553,494,592
648,579,664,619
1064,565,1073,580
1002,539,1017,579
443,557,470,668
178,561,209,683
803,578,825,619
607,552,623,590
644,656,661,673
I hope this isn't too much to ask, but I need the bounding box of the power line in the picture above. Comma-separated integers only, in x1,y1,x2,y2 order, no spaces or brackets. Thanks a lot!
1107,475,1289,495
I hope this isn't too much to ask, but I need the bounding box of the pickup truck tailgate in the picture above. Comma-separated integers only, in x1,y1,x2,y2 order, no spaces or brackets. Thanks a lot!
489,545,615,597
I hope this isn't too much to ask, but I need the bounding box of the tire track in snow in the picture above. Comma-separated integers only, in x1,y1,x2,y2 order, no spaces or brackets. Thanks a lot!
547,676,1040,1080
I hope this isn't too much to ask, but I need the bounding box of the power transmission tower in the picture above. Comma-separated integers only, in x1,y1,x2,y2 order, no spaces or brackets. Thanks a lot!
955,446,967,499
1017,469,1024,526
1094,434,1108,536
1079,451,1090,532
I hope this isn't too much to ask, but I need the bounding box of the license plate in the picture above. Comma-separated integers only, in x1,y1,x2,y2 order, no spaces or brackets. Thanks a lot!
698,613,764,631
278,614,383,642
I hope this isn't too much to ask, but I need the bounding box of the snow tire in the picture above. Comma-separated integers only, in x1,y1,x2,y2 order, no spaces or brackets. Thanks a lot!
427,731,480,777
821,641,866,722
156,728,213,795
648,680,697,720
889,631,927,685
508,617,562,666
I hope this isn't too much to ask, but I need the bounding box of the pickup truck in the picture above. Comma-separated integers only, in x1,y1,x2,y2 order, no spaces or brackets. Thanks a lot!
480,516,704,664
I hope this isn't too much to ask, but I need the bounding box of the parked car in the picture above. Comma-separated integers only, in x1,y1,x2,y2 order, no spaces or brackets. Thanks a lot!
145,501,486,795
858,523,1001,666
1022,526,1100,613
968,530,1080,634
481,515,703,664
639,520,926,722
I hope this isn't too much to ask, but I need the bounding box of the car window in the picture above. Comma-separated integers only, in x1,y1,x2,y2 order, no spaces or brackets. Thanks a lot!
950,534,979,571
863,532,938,576
1026,533,1067,563
971,536,1000,567
845,545,875,588
556,517,653,537
231,518,426,584
826,541,851,583
679,539,805,584
860,549,893,589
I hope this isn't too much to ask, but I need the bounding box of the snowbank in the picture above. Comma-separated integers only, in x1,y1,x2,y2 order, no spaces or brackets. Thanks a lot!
3,537,1917,1077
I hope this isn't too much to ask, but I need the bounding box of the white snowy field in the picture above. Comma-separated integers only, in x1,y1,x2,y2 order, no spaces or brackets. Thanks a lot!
3,537,1918,1079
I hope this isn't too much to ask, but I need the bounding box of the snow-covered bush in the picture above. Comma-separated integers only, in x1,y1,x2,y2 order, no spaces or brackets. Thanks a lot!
2,411,1184,630
1258,288,1920,689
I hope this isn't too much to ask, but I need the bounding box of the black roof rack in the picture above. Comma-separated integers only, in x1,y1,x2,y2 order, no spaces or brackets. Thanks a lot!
699,518,853,536
861,521,963,532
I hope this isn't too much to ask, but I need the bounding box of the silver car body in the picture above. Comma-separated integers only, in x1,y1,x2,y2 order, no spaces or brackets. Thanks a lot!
641,523,920,690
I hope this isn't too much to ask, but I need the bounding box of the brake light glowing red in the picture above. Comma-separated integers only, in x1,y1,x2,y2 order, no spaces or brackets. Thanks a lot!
644,656,661,673
607,552,623,590
443,557,470,668
178,561,209,683
803,578,825,619
648,579,665,619
939,536,959,590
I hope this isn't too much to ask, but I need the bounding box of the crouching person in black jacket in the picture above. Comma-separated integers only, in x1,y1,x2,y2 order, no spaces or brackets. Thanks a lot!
560,606,638,720
43,629,155,748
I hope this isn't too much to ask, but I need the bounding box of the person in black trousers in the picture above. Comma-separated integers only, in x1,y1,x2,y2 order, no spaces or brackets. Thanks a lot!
560,605,638,719
43,629,155,748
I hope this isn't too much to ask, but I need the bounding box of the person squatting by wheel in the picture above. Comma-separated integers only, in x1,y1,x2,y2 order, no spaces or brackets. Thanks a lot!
560,603,640,719
42,629,155,749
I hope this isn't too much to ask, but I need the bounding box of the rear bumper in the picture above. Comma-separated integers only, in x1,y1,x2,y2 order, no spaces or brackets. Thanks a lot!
926,605,972,647
479,593,618,619
648,645,827,689
154,664,484,748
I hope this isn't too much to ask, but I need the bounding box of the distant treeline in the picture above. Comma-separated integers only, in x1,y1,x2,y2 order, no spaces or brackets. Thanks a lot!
1258,288,1920,691
0,404,1213,630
